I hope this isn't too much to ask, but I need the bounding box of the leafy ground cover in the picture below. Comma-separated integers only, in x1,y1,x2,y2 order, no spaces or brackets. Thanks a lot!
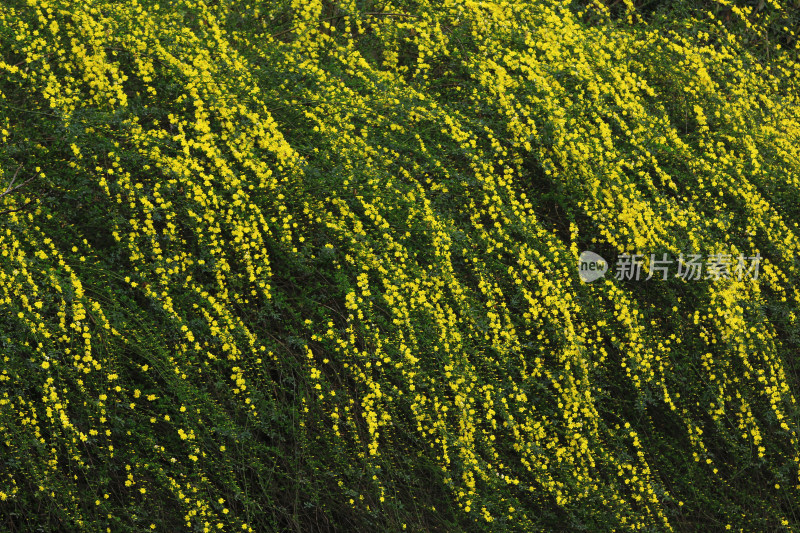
1,0,799,530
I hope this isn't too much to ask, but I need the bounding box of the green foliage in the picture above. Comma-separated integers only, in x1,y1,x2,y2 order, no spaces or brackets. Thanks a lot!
1,0,800,531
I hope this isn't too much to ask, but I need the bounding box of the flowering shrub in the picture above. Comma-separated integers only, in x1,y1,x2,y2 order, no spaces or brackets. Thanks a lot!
0,0,799,530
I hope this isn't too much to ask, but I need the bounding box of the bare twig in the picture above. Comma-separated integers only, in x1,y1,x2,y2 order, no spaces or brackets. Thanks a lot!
4,165,21,192
362,11,419,18
1,166,35,200
0,165,38,216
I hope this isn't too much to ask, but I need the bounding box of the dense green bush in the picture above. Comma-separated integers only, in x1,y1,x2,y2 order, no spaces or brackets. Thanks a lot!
0,0,799,530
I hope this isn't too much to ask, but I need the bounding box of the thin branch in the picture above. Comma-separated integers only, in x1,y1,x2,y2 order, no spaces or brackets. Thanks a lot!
363,11,419,18
0,166,39,215
5,165,21,192
1,166,35,200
